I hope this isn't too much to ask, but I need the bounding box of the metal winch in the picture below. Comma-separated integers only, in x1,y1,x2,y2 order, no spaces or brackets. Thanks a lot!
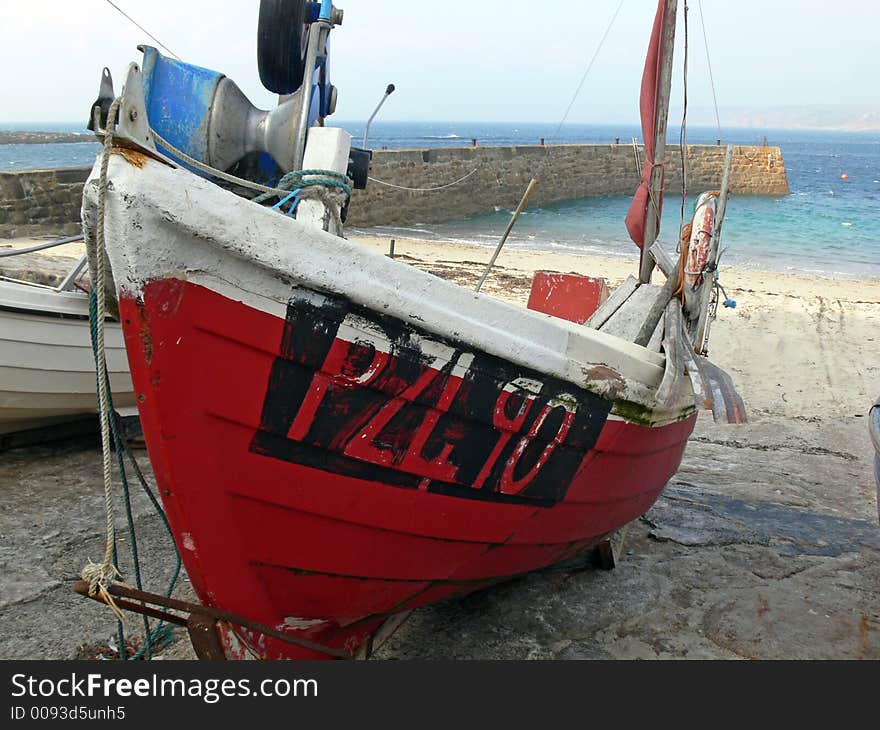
89,0,370,234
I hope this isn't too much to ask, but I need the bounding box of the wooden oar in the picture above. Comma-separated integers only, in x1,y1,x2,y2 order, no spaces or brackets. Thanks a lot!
474,178,538,293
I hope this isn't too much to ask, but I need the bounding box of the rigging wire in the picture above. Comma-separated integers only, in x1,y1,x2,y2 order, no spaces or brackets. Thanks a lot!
103,0,182,60
678,2,691,249
547,0,626,145
697,0,722,142
475,0,625,287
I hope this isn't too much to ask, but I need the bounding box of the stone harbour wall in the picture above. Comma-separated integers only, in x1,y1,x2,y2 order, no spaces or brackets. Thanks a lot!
0,167,91,238
0,144,788,237
346,144,789,227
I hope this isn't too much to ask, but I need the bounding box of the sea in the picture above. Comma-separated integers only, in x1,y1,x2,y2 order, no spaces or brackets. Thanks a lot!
2,120,878,279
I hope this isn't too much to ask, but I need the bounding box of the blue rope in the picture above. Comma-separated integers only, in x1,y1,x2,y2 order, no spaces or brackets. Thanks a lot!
253,169,352,205
717,282,737,309
272,188,302,217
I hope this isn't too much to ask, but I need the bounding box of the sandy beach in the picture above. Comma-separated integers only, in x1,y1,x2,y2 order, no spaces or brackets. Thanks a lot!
7,230,878,421
350,233,880,421
1,233,879,659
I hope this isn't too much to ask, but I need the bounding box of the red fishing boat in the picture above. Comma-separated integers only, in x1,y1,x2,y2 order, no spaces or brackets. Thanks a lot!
78,0,744,659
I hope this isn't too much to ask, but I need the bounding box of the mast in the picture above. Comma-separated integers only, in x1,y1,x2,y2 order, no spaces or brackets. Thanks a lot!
639,0,678,284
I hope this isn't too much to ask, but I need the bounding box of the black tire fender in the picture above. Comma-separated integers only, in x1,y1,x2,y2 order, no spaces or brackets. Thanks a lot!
258,0,309,95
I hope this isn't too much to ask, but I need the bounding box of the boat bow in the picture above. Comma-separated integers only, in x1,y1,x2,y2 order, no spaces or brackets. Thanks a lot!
84,150,697,425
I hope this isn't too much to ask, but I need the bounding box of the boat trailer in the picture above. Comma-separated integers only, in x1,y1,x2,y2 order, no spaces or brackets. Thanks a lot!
72,531,625,660
72,580,358,660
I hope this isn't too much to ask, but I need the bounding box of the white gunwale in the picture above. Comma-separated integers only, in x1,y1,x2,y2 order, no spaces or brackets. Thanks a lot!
85,151,698,424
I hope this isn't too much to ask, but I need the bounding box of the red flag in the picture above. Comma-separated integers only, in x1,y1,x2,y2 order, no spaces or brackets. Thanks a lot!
625,0,668,249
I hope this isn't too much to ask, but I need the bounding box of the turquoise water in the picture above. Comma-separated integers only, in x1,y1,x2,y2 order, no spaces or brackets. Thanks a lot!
2,122,878,278
349,124,880,280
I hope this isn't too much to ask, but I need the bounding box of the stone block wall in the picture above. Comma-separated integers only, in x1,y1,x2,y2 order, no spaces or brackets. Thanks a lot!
346,144,789,227
0,167,91,238
0,144,788,237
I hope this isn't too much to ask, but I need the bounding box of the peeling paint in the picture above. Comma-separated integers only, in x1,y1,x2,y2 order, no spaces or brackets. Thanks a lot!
116,147,149,169
181,532,196,552
583,365,627,400
282,616,328,631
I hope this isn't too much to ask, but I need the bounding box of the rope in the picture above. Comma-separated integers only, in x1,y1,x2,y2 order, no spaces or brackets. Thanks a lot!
716,281,736,308
631,138,668,231
248,168,352,237
360,0,620,202
150,129,352,230
547,0,626,144
678,2,691,252
103,0,181,60
81,97,124,620
697,0,723,142
367,167,478,192
156,114,471,198
631,137,642,176
149,129,293,197
252,169,352,204
0,235,84,258
300,185,349,233
0,275,56,289
282,169,352,195
113,421,182,659
463,1,622,289
81,101,183,659
645,160,666,227
675,188,723,300
86,291,183,660
674,222,692,300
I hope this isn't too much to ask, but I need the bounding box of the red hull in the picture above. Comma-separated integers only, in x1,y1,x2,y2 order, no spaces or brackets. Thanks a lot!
119,279,696,659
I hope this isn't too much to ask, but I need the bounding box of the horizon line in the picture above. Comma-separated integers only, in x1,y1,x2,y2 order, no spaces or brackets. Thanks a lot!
1,120,879,134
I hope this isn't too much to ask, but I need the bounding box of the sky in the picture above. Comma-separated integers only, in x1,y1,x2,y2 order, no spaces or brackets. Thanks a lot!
0,0,877,125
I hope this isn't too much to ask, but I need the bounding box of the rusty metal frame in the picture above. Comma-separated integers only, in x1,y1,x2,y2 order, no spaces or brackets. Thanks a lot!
72,581,352,660
870,398,880,458
871,397,880,524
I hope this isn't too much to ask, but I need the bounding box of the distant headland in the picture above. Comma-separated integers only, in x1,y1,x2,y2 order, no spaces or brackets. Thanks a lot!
686,104,880,133
0,131,93,145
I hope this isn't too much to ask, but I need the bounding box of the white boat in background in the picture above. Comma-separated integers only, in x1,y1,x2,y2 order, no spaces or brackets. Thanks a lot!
0,278,134,435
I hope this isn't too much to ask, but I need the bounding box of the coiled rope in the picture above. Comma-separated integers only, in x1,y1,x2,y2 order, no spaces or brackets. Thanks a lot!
252,168,352,204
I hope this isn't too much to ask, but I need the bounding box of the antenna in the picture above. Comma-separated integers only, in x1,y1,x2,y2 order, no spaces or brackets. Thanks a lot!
363,84,396,148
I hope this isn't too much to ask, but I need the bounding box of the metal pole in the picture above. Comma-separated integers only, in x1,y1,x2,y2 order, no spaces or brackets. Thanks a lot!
364,84,396,148
0,234,84,258
639,0,678,284
57,255,89,292
292,20,330,172
694,144,734,354
475,178,538,293
712,144,735,239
